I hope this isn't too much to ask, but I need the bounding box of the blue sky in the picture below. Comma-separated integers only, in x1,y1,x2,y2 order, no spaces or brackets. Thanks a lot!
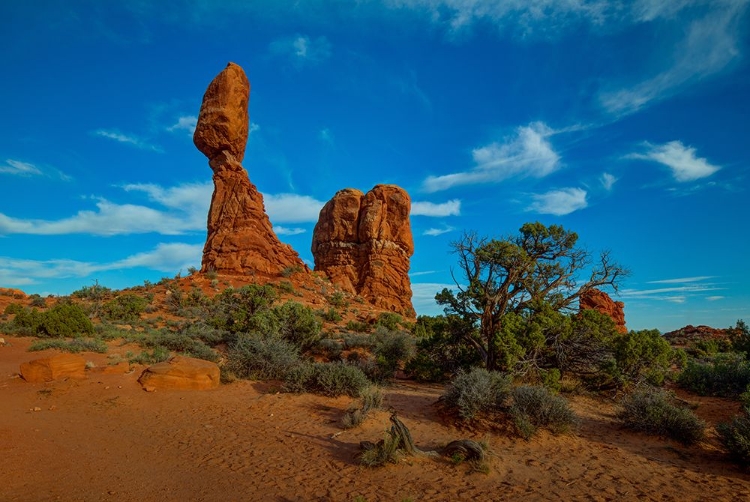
1,0,748,332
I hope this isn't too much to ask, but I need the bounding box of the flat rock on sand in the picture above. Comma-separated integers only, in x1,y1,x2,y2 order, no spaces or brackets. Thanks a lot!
19,353,87,383
138,356,220,391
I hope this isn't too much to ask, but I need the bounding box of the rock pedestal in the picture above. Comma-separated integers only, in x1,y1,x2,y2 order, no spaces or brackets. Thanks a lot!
580,289,627,334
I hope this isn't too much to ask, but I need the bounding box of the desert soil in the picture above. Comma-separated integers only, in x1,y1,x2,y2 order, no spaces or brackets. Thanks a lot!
2,337,749,502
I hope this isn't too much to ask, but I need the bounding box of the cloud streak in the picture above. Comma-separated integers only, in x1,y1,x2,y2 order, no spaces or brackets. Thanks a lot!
0,159,42,176
93,129,163,152
628,141,720,182
269,34,331,66
411,199,461,217
527,187,588,215
422,122,560,192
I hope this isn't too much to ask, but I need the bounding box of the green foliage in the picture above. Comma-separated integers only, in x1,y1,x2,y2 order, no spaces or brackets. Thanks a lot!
375,312,403,331
226,334,300,380
717,412,750,463
610,329,676,386
346,320,371,333
276,280,295,294
341,386,384,429
130,346,170,365
442,368,512,420
29,294,47,308
358,432,402,467
729,319,750,358
328,291,347,307
280,265,303,278
274,301,322,350
72,282,112,300
316,338,344,359
102,293,149,323
177,321,232,346
677,353,750,398
4,303,24,315
28,338,108,354
617,387,705,445
210,285,279,334
283,362,370,397
436,223,627,371
319,307,342,322
342,332,375,349
509,385,577,439
406,315,482,382
371,327,416,379
36,303,94,338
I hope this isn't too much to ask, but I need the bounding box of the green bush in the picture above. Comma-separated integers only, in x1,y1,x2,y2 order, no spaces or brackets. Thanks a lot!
72,282,111,299
610,329,679,387
276,281,295,294
442,368,512,420
406,315,482,382
37,303,94,338
617,387,705,445
4,303,24,316
510,385,577,439
371,327,416,379
130,346,170,365
678,353,750,398
284,362,370,397
717,413,750,463
29,294,47,308
210,285,279,334
328,291,347,307
319,307,342,322
226,334,300,380
342,332,375,349
274,301,322,350
375,312,403,331
177,321,232,346
102,293,149,323
28,338,108,354
345,320,371,333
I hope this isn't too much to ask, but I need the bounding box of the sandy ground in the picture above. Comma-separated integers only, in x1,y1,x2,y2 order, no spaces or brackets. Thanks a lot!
2,337,749,502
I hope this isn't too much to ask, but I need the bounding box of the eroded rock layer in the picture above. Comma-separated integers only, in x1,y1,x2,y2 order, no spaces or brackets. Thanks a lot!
312,185,414,316
195,63,304,275
580,288,627,334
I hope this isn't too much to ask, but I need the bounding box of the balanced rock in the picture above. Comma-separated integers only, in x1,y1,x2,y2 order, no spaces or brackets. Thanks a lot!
580,288,627,334
138,356,220,391
20,354,87,383
195,63,305,276
312,184,414,316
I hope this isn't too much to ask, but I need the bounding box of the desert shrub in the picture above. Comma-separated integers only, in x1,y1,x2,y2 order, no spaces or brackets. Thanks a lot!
328,291,347,307
36,303,94,338
442,368,512,420
29,294,47,308
130,346,170,365
319,307,342,322
280,265,303,278
407,315,483,382
677,353,750,398
4,303,24,316
717,412,750,463
226,334,300,380
210,285,279,334
102,293,149,323
371,327,416,379
510,385,577,439
276,281,295,294
729,320,750,358
72,282,111,300
316,338,344,359
94,323,134,341
132,329,219,362
359,431,402,467
28,338,108,354
342,332,375,349
375,312,403,331
604,329,680,388
617,387,705,445
283,361,370,397
346,320,371,333
274,301,322,350
341,386,384,429
177,321,232,346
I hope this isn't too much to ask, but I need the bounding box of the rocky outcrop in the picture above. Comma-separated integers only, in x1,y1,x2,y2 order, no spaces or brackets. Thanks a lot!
20,354,87,383
663,325,732,347
138,356,220,391
195,63,305,276
312,185,414,316
580,289,627,334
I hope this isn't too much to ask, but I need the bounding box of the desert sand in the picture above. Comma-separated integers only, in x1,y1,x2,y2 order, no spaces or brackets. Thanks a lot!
2,337,749,502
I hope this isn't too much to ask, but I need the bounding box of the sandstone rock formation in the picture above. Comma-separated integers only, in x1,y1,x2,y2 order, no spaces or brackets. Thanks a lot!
663,325,732,347
138,356,220,391
20,354,87,383
195,63,305,276
312,184,414,316
580,289,627,334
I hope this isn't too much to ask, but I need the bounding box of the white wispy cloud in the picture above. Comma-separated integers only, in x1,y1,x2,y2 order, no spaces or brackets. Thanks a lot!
706,295,725,301
167,115,198,134
0,159,42,176
274,225,307,236
0,243,203,287
527,187,587,215
648,276,715,284
600,2,747,115
411,199,461,217
269,34,331,66
423,226,455,236
93,129,163,152
410,282,456,316
262,193,326,223
422,122,560,192
600,172,617,190
319,128,334,144
628,141,720,182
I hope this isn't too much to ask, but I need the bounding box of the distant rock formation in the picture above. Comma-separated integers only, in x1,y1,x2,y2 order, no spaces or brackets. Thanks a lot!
579,288,627,334
663,325,732,347
195,63,305,276
312,184,414,316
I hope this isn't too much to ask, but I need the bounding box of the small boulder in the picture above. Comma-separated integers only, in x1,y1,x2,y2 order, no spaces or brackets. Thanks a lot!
138,356,220,391
20,354,87,383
